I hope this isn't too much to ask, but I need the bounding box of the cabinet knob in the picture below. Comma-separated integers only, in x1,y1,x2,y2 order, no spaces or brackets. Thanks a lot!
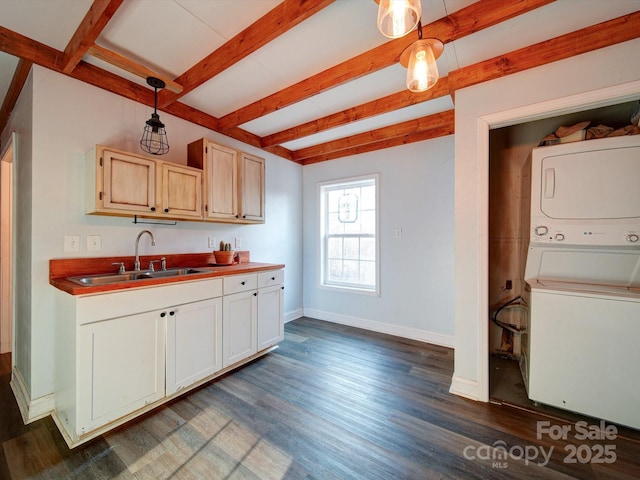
160,312,166,317
169,311,175,316
235,214,239,218
164,208,169,213
253,292,257,296
150,207,156,212
243,215,246,219
271,276,275,281
241,281,245,285
281,286,284,290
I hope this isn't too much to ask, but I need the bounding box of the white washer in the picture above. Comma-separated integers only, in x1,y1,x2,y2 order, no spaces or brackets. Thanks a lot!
526,279,640,430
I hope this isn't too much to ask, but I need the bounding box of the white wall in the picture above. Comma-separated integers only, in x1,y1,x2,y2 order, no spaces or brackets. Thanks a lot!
452,38,640,401
302,136,455,346
7,66,303,401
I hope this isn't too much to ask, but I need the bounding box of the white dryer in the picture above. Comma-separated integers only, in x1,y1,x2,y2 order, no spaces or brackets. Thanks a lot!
524,135,640,430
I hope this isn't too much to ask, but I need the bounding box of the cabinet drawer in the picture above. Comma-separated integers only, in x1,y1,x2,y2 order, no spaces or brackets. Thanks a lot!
223,273,257,295
258,269,284,288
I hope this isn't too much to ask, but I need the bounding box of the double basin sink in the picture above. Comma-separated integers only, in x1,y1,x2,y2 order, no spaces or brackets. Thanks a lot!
68,267,208,286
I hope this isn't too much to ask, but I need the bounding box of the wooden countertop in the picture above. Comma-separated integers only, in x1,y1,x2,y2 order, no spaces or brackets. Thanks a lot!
50,253,284,295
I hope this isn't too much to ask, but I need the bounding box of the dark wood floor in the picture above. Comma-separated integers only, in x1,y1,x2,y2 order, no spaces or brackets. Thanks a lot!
1,317,639,479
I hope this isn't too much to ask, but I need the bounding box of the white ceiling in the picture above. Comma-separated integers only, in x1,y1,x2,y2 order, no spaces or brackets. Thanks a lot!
1,0,638,155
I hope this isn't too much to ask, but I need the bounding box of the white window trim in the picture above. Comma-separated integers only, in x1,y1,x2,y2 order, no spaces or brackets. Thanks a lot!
318,173,380,296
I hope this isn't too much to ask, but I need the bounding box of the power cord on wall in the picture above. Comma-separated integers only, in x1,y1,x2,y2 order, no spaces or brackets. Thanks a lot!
491,295,528,334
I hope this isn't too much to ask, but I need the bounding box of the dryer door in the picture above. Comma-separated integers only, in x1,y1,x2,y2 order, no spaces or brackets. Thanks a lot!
535,140,640,220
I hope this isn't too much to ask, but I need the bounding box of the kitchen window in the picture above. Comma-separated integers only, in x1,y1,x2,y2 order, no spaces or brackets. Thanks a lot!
319,174,379,294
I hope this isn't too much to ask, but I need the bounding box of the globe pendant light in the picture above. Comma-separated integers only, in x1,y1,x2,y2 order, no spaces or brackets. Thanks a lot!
399,23,443,92
140,76,169,155
375,0,422,39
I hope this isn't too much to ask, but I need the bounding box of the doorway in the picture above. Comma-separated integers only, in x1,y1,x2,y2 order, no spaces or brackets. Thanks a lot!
1,133,14,355
487,101,639,411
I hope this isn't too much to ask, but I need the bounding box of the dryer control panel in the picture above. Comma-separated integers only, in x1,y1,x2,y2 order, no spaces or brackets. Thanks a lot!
530,222,640,247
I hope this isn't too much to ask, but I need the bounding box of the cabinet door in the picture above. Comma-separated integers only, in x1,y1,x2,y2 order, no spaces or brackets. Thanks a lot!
77,311,165,434
257,284,284,350
206,143,238,221
102,148,156,213
239,152,265,222
222,290,257,367
166,298,222,395
160,163,203,219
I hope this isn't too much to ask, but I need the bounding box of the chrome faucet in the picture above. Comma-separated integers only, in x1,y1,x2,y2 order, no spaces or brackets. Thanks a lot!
134,230,156,271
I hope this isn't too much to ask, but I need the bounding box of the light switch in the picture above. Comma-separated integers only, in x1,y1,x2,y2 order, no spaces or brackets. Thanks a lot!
64,235,80,252
87,235,101,251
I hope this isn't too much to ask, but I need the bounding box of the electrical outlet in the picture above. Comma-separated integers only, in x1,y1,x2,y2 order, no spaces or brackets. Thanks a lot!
87,235,101,251
235,237,242,248
64,235,80,252
208,236,217,249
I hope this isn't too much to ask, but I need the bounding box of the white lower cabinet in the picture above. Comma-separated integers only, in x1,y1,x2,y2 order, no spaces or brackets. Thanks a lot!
222,270,284,367
53,270,283,448
222,290,258,367
166,297,222,395
257,269,285,349
77,310,165,434
257,284,284,350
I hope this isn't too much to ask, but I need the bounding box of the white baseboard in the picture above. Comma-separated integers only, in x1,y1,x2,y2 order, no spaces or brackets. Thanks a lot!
10,367,54,424
284,308,304,323
302,308,454,348
449,375,480,401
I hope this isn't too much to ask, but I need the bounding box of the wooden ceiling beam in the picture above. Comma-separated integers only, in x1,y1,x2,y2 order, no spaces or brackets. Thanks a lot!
0,26,61,70
218,0,554,130
449,10,640,93
293,109,454,161
261,77,450,147
87,44,183,94
302,123,455,165
62,0,124,74
158,0,335,108
0,58,32,134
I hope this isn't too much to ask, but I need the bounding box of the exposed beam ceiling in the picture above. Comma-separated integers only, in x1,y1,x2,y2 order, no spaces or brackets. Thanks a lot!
0,1,638,164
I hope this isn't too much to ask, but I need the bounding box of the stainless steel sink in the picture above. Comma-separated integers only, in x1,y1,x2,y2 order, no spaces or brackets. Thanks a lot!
67,268,206,286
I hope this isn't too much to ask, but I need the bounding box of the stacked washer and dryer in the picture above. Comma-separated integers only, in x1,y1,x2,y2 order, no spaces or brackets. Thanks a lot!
522,134,640,430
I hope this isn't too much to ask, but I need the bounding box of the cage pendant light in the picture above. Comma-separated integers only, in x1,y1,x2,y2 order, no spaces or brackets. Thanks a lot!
375,0,422,39
399,22,443,92
140,77,169,155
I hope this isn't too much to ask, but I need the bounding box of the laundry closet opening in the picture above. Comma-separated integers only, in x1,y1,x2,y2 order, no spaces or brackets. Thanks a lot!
487,100,639,420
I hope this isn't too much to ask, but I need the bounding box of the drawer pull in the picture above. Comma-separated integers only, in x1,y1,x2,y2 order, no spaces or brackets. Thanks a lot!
271,276,275,281
241,281,246,285
160,312,166,317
